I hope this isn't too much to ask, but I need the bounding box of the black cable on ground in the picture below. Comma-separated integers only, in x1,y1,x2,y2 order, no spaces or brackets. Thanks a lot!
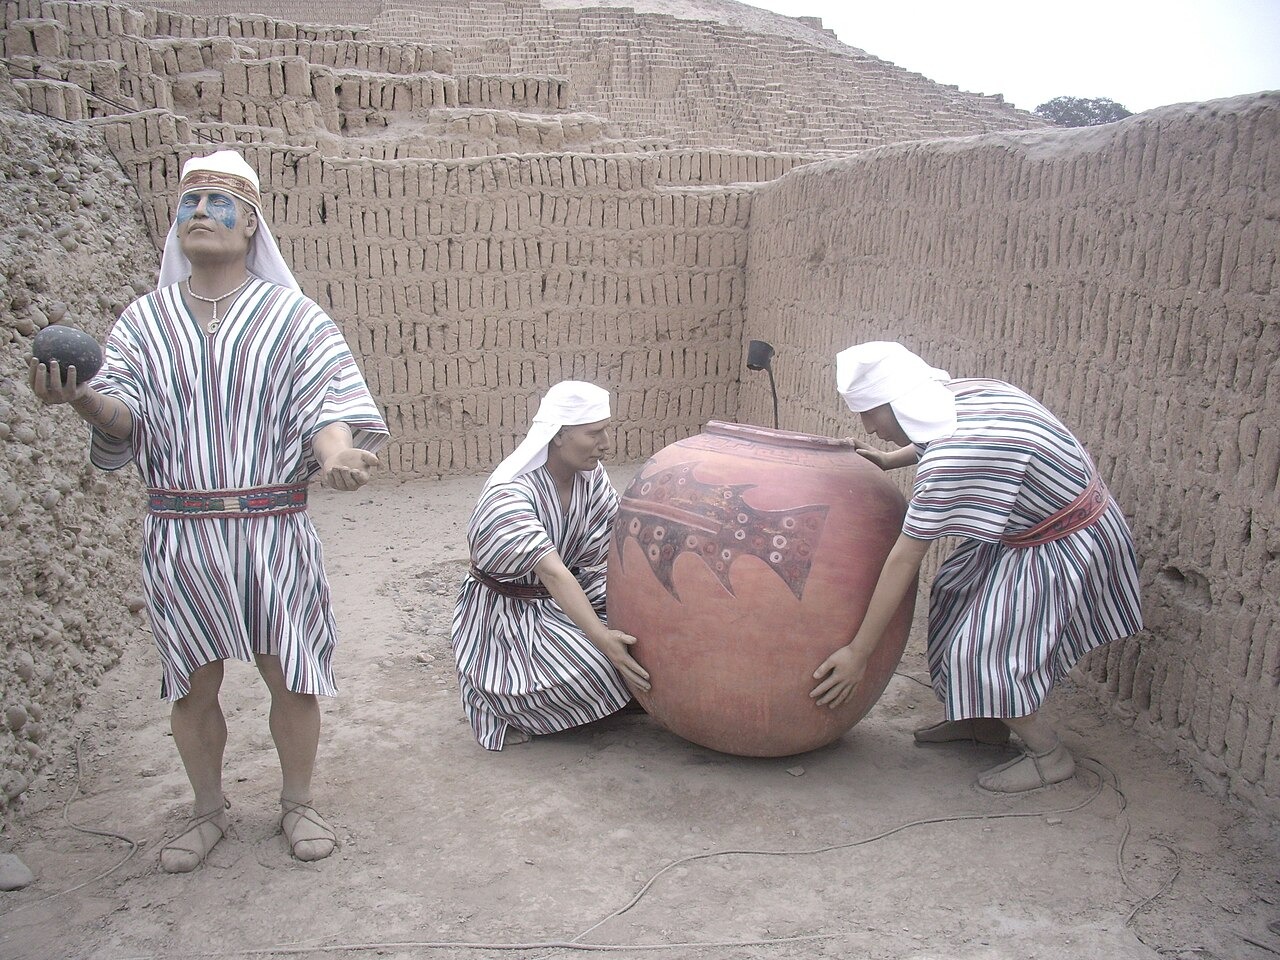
114,764,1122,959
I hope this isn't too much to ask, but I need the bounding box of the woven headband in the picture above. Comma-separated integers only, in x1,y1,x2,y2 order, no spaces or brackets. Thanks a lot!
179,169,261,211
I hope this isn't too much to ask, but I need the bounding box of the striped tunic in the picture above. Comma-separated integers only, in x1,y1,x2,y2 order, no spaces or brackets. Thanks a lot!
88,279,388,701
902,379,1143,720
451,463,632,750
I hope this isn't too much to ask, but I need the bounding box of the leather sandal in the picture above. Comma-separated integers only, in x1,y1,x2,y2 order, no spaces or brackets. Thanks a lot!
280,798,337,862
977,740,1075,793
160,798,230,873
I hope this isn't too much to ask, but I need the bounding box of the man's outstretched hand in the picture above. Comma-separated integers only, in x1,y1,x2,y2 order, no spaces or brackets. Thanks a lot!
321,448,379,491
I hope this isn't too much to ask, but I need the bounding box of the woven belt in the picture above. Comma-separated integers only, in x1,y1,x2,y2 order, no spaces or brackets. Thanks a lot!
468,563,553,599
148,483,308,519
1002,472,1110,548
468,563,589,600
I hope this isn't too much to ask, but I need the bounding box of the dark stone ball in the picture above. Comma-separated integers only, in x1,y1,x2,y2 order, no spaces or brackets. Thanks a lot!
32,324,103,385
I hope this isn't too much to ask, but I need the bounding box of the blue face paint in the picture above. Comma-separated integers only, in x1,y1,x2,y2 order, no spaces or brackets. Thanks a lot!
175,195,199,226
176,191,240,229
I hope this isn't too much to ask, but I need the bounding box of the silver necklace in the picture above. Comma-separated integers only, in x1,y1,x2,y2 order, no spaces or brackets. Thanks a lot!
185,276,252,333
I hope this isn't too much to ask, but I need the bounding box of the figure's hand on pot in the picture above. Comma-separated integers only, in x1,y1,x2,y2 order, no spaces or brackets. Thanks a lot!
849,438,892,470
810,645,868,708
597,628,651,692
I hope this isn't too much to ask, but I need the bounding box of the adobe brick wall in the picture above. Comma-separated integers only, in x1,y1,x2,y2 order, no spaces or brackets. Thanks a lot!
94,117,757,473
739,94,1280,814
4,0,827,477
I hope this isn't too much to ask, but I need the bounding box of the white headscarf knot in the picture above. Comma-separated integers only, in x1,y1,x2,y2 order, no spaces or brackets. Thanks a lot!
485,381,612,488
835,341,957,443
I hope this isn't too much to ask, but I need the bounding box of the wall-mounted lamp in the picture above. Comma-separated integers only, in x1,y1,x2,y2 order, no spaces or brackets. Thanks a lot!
746,339,779,429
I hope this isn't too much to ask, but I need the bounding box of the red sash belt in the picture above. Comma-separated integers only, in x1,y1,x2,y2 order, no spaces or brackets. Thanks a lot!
148,482,308,519
1001,473,1110,548
468,563,589,600
468,563,553,599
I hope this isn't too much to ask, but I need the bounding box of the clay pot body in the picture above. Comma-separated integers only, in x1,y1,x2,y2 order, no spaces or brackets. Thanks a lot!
607,420,915,757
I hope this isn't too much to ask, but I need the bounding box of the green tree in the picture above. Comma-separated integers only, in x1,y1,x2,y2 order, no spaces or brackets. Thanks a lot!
1034,96,1133,127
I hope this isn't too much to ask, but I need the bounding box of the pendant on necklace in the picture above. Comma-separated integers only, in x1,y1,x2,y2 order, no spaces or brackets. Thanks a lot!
186,277,250,336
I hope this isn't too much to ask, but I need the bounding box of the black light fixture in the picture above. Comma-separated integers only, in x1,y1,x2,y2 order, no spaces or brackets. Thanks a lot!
746,338,779,429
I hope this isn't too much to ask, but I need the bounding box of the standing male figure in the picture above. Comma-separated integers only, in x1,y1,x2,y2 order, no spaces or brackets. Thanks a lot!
29,150,388,870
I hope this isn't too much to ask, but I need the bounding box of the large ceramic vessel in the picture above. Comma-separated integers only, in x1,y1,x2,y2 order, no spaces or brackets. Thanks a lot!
607,420,915,757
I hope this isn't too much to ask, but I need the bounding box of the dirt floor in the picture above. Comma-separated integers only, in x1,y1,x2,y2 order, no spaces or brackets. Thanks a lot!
1,466,1278,960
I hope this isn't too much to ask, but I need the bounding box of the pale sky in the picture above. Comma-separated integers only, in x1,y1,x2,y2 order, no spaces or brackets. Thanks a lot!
743,0,1280,114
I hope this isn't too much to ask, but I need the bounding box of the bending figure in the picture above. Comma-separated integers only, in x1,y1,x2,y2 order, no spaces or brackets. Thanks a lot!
810,341,1143,792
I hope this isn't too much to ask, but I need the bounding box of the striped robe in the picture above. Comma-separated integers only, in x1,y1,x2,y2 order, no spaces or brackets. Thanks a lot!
88,279,388,700
902,379,1143,720
451,463,632,750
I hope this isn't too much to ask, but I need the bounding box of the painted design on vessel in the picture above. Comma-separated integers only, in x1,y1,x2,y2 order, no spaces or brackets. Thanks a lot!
615,462,828,601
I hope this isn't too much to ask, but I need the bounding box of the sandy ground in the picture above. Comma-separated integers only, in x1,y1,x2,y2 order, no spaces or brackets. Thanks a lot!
1,465,1278,960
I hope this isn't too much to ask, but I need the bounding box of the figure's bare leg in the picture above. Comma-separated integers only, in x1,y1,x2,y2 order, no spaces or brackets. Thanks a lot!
1002,713,1058,753
979,711,1075,792
162,660,230,872
255,655,335,861
255,655,320,799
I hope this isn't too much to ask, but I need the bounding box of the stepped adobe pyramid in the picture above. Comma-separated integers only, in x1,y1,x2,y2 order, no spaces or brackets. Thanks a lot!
10,0,1044,153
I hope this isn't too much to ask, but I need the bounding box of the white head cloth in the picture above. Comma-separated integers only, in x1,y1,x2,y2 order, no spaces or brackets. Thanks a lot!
836,341,957,443
484,381,612,489
157,149,300,292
